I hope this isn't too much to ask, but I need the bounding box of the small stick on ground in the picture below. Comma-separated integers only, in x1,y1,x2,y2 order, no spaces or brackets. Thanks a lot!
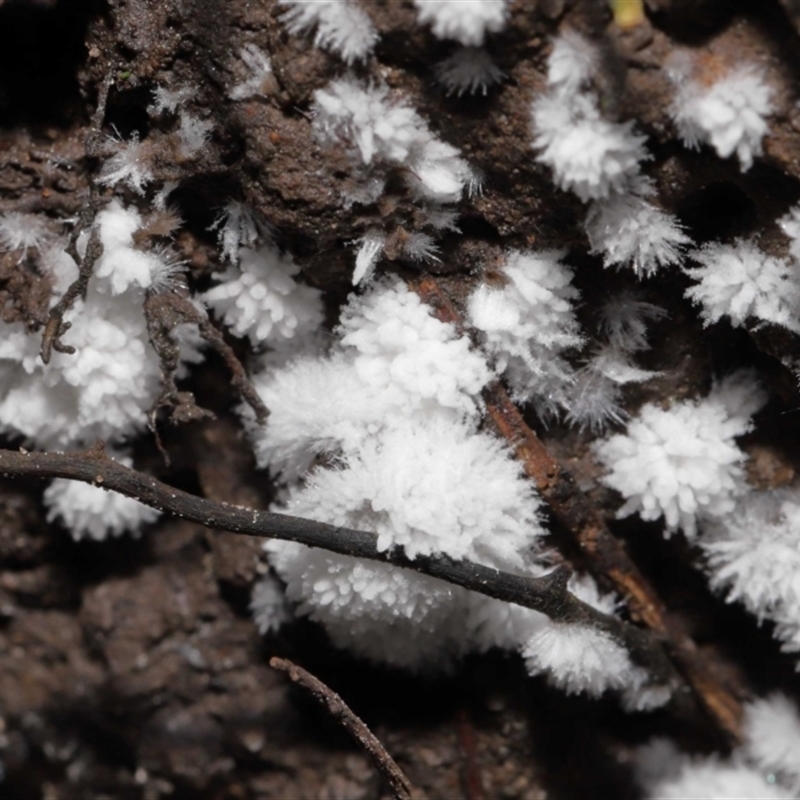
269,657,416,800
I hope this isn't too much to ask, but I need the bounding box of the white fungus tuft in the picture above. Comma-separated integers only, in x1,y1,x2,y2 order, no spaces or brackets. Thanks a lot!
202,243,324,346
413,0,508,46
684,239,800,333
44,453,160,541
278,0,378,64
670,63,774,172
434,47,504,97
594,371,766,538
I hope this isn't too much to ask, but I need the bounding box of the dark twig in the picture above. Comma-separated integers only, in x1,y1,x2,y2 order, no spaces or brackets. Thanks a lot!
269,657,416,800
411,275,748,743
0,443,676,689
144,292,268,456
40,74,114,364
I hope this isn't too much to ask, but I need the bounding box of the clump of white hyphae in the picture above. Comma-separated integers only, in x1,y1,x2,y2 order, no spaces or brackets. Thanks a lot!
249,279,670,703
312,77,478,203
698,488,800,659
0,211,54,258
594,370,766,539
521,573,670,710
563,293,664,432
532,32,688,276
202,241,324,348
585,176,690,278
228,44,277,100
531,32,647,202
684,239,800,333
635,737,794,800
278,0,378,64
98,132,155,195
467,249,583,416
668,55,774,172
0,200,201,449
44,451,160,541
636,695,800,799
250,572,292,635
413,0,508,46
743,693,800,793
351,211,459,286
435,47,504,97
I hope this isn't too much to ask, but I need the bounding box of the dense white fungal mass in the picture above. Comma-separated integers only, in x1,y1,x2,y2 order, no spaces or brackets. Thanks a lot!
44,453,160,542
466,249,586,420
594,372,766,539
669,63,773,171
278,0,378,64
684,239,800,332
413,0,508,46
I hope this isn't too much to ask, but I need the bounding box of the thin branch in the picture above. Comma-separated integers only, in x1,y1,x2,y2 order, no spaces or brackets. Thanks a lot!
411,275,748,743
0,443,676,689
40,73,114,364
269,657,416,800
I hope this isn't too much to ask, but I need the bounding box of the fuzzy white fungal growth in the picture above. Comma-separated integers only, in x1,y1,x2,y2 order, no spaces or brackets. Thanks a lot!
598,293,666,353
670,64,773,171
638,750,792,800
684,239,800,333
532,33,648,202
522,622,643,697
279,0,378,64
202,243,324,346
98,132,154,195
467,249,582,409
44,453,160,541
0,212,54,256
434,47,504,97
533,93,648,202
743,694,800,791
312,77,476,201
149,85,194,116
585,185,690,277
229,45,276,100
564,347,659,433
0,205,203,449
699,490,800,661
176,112,212,158
352,230,385,285
248,280,491,479
413,0,507,46
210,201,272,265
249,278,553,672
93,200,182,295
250,574,291,635
594,372,766,538
287,416,542,562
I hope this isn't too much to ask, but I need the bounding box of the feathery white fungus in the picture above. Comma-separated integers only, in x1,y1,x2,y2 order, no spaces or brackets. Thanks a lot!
278,0,378,64
203,243,324,347
467,249,582,409
670,64,773,171
585,185,690,277
743,694,800,792
684,239,800,333
44,453,160,541
413,0,507,46
594,372,766,538
434,47,504,97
